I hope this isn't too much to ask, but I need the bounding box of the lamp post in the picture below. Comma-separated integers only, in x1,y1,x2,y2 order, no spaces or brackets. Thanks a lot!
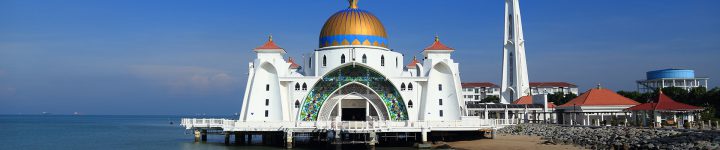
573,103,577,126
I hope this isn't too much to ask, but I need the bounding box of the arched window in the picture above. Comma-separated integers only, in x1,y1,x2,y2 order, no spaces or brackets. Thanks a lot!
294,100,300,108
408,100,413,108
265,99,269,106
408,83,413,91
264,110,269,117
380,55,385,66
395,57,398,67
362,54,367,63
309,57,312,69
302,83,307,91
439,99,443,105
400,83,406,91
322,55,327,67
266,84,270,91
439,110,444,117
438,84,442,91
294,83,300,91
341,54,346,63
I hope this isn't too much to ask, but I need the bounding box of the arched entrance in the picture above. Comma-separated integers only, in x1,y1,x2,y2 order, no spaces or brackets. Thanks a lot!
298,64,408,121
317,83,389,121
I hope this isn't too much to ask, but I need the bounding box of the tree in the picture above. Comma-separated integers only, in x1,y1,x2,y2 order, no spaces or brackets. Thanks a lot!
481,95,500,103
617,90,655,103
547,92,578,106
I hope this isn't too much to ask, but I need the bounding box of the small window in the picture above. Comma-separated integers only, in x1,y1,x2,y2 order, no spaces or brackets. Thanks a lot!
408,83,413,90
295,83,300,91
380,55,385,66
438,84,442,91
266,84,270,91
322,55,327,67
294,100,300,108
439,110,444,117
362,54,367,63
395,57,398,68
302,83,307,91
341,54,346,63
439,99,443,105
309,57,312,68
408,100,413,108
265,99,269,106
400,83,406,91
264,110,269,117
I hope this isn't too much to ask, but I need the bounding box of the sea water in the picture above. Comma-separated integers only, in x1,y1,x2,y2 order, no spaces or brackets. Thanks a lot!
0,115,412,150
0,115,283,150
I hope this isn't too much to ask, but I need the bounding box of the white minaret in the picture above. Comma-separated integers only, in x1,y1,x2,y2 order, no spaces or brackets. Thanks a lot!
500,0,530,104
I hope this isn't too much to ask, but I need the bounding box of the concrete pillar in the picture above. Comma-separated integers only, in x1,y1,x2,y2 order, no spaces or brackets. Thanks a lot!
286,131,293,149
504,108,509,124
484,109,488,120
368,131,377,148
225,132,231,145
235,132,243,145
421,131,428,143
194,129,201,142
201,129,208,142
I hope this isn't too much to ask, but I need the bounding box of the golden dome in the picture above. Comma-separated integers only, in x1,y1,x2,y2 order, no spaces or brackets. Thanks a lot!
319,0,388,48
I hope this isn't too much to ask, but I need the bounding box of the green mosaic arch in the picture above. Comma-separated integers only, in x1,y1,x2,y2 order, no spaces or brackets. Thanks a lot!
298,64,408,121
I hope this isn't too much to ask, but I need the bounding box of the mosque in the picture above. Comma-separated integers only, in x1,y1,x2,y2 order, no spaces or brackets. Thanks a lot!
239,0,462,123
182,0,541,147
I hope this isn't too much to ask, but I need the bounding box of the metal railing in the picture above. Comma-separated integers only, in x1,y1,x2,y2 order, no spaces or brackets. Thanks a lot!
181,118,518,130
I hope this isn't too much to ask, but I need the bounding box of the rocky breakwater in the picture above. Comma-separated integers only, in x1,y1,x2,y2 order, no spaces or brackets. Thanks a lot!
497,124,720,149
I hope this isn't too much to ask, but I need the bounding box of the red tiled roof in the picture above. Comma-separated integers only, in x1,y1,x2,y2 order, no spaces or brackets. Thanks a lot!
406,57,420,69
559,88,640,107
512,96,556,108
530,82,577,88
461,82,498,88
287,57,300,69
424,36,454,51
254,36,283,50
626,91,703,111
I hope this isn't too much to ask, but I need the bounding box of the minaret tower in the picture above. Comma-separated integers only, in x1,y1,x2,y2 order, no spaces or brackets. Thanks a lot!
500,0,530,104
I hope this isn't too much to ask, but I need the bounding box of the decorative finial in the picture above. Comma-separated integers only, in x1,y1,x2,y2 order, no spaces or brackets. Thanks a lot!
434,34,440,42
268,34,273,42
349,0,358,9
596,83,601,89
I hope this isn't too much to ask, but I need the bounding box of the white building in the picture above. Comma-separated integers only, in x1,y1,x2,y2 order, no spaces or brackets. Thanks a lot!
461,82,500,101
462,82,578,103
530,82,579,95
239,0,465,123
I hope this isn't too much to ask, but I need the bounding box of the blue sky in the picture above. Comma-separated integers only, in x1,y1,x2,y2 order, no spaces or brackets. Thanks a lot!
1,0,718,115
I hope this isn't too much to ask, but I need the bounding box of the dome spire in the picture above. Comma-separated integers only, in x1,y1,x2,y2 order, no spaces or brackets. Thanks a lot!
434,34,440,42
348,0,358,9
268,34,273,42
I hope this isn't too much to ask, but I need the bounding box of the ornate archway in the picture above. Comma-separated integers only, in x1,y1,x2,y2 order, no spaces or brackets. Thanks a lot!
298,64,409,121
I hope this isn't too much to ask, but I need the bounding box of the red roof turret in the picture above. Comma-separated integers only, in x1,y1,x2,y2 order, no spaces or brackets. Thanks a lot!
626,91,703,111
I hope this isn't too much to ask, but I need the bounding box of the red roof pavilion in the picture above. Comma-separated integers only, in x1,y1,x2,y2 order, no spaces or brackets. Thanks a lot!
625,91,703,111
559,87,640,107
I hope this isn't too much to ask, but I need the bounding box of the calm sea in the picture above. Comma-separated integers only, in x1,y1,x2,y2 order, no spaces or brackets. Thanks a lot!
0,115,414,150
0,115,287,150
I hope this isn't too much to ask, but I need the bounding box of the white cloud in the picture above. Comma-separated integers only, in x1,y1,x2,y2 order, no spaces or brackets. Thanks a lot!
128,65,237,95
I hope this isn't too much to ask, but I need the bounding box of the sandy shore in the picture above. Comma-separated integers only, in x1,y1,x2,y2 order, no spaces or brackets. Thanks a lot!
433,135,583,150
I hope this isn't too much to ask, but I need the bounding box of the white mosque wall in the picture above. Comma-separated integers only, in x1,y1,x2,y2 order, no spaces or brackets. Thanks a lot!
312,46,404,77
242,61,283,121
419,56,462,121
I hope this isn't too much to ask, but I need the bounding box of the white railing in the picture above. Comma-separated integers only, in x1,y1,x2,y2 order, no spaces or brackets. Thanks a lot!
181,118,518,131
